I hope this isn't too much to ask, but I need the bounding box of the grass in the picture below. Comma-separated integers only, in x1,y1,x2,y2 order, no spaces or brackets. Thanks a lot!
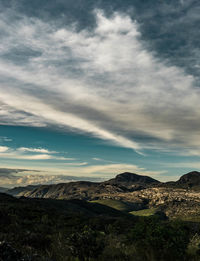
90,199,136,212
130,208,158,216
177,216,200,222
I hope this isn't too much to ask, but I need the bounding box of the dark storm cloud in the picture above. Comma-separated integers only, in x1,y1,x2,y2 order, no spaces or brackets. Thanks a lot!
1,47,42,65
130,0,200,78
0,0,97,30
1,0,199,78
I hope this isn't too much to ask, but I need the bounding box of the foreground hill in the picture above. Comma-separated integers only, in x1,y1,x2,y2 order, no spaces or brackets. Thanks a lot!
1,192,198,261
0,192,134,261
3,172,200,260
0,192,127,218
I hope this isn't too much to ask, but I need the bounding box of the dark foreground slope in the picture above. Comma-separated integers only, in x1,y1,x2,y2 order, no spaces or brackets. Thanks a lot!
1,192,200,261
0,193,132,261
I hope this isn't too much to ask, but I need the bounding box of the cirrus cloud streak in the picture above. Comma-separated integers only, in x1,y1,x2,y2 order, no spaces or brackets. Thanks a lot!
0,9,200,153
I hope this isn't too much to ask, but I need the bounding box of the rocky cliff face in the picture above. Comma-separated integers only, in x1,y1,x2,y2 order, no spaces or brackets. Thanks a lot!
125,187,200,218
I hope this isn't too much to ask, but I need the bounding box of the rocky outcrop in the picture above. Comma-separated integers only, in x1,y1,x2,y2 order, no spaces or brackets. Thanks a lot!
113,187,200,218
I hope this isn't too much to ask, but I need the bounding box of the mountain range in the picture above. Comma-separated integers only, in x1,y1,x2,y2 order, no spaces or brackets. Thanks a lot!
6,172,160,199
5,171,200,220
6,171,200,198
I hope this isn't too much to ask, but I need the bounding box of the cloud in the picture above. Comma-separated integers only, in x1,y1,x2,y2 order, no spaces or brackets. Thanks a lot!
0,164,164,187
0,146,9,153
0,146,75,161
92,157,112,162
0,8,200,154
0,167,37,180
62,162,88,166
70,163,165,178
14,174,104,186
0,173,104,188
0,137,12,142
18,147,57,154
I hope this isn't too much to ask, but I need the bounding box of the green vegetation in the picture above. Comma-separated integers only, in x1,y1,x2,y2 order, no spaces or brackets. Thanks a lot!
130,208,158,216
90,199,136,212
1,193,200,261
178,216,200,222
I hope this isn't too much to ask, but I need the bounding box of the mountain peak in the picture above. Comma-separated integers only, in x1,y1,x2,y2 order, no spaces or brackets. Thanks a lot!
106,172,160,188
177,171,200,187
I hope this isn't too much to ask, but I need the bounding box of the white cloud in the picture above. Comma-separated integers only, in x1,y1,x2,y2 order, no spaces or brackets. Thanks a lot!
75,163,165,178
0,146,9,153
20,154,53,160
0,146,75,161
0,10,200,153
62,162,88,166
0,163,164,187
0,137,12,142
18,147,57,154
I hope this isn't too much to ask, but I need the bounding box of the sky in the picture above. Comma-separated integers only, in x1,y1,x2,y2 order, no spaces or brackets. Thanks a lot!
1,0,200,187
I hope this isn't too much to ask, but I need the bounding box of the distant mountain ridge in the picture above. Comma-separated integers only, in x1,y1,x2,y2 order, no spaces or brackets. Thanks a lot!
105,172,160,189
161,171,200,189
0,186,9,193
177,171,200,187
6,171,200,200
7,185,40,197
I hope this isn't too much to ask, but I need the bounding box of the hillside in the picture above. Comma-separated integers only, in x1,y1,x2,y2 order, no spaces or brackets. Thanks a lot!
3,172,200,260
1,192,198,261
105,172,160,189
10,181,126,200
0,193,135,261
0,186,8,193
6,172,160,199
161,171,200,189
176,171,200,188
0,192,127,218
90,199,141,212
7,185,39,197
6,171,200,220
